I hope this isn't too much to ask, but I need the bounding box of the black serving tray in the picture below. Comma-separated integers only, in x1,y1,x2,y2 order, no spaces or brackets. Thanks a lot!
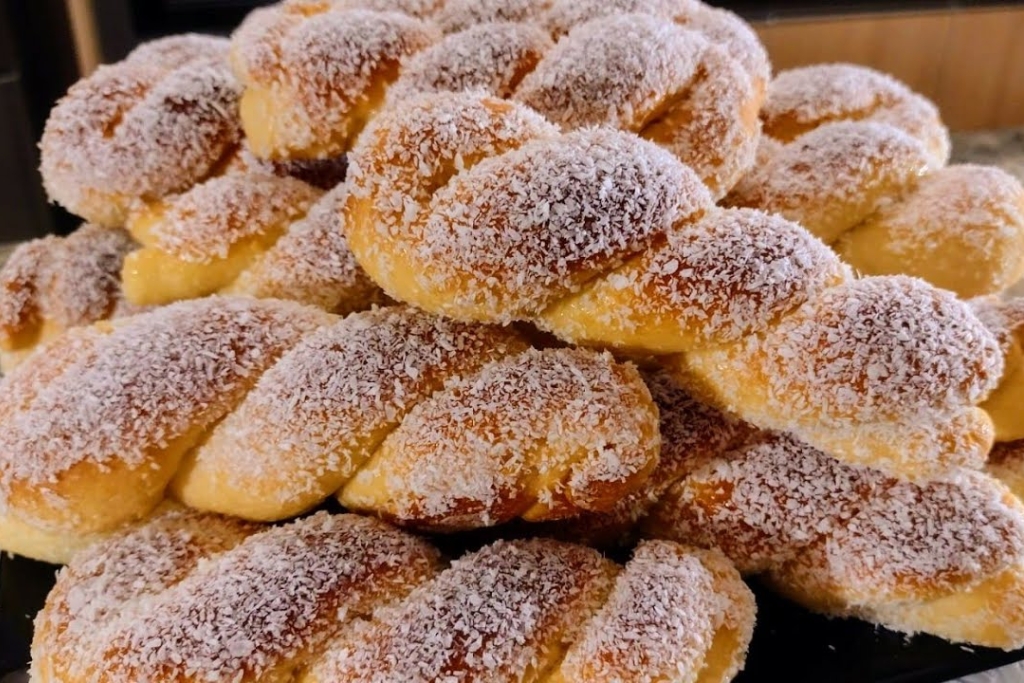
2,548,1023,682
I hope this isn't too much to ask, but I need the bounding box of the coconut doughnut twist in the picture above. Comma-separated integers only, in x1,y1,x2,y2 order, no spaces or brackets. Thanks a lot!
542,370,1024,648
760,63,949,166
32,507,755,683
389,9,763,196
0,224,144,373
121,173,385,313
0,298,661,563
40,34,242,227
973,296,1024,442
643,432,1024,650
230,3,439,159
729,65,1024,298
344,92,1002,480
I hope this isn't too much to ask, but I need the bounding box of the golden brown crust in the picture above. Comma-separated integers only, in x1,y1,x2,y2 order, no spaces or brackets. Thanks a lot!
345,91,1003,482
0,297,331,549
515,13,761,197
32,510,442,683
231,5,439,159
40,35,241,226
646,432,1024,648
34,512,753,683
762,63,949,167
1,302,661,561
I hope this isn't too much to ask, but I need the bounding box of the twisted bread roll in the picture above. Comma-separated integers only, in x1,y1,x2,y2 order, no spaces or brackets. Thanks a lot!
32,508,755,683
0,224,142,373
389,8,764,195
729,65,1024,298
231,3,439,159
344,92,1002,480
234,143,351,189
760,63,949,166
990,439,1024,500
644,433,1024,649
539,369,752,547
0,298,661,563
40,35,242,226
973,296,1024,442
121,173,385,312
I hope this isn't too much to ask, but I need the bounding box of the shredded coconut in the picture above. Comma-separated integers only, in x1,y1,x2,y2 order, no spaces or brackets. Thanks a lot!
191,306,524,512
312,538,615,682
345,347,658,526
0,297,328,516
143,173,319,262
388,22,553,103
100,512,440,683
41,35,241,212
763,63,950,164
557,541,732,680
0,225,139,343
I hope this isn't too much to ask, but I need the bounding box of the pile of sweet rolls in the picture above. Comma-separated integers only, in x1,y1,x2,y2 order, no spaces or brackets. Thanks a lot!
2,1,1024,681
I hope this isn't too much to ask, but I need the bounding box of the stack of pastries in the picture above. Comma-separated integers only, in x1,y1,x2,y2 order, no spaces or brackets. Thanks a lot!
3,0,1024,680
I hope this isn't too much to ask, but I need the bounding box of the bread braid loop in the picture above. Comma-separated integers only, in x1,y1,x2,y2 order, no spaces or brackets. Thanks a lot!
344,91,1004,480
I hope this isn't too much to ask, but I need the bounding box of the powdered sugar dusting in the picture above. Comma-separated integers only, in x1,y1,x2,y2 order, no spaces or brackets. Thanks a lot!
141,173,319,262
40,35,241,218
0,297,328,499
348,347,658,527
228,184,384,312
763,63,950,165
100,512,441,683
313,538,615,682
388,22,553,103
0,225,138,344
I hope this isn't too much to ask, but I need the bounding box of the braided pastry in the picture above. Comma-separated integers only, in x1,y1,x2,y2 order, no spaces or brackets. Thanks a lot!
0,224,141,373
760,63,949,166
389,7,764,195
32,507,755,683
0,298,660,563
120,173,385,313
643,432,1024,650
344,92,1002,480
230,3,439,159
973,296,1024,442
40,34,242,226
728,65,1024,298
